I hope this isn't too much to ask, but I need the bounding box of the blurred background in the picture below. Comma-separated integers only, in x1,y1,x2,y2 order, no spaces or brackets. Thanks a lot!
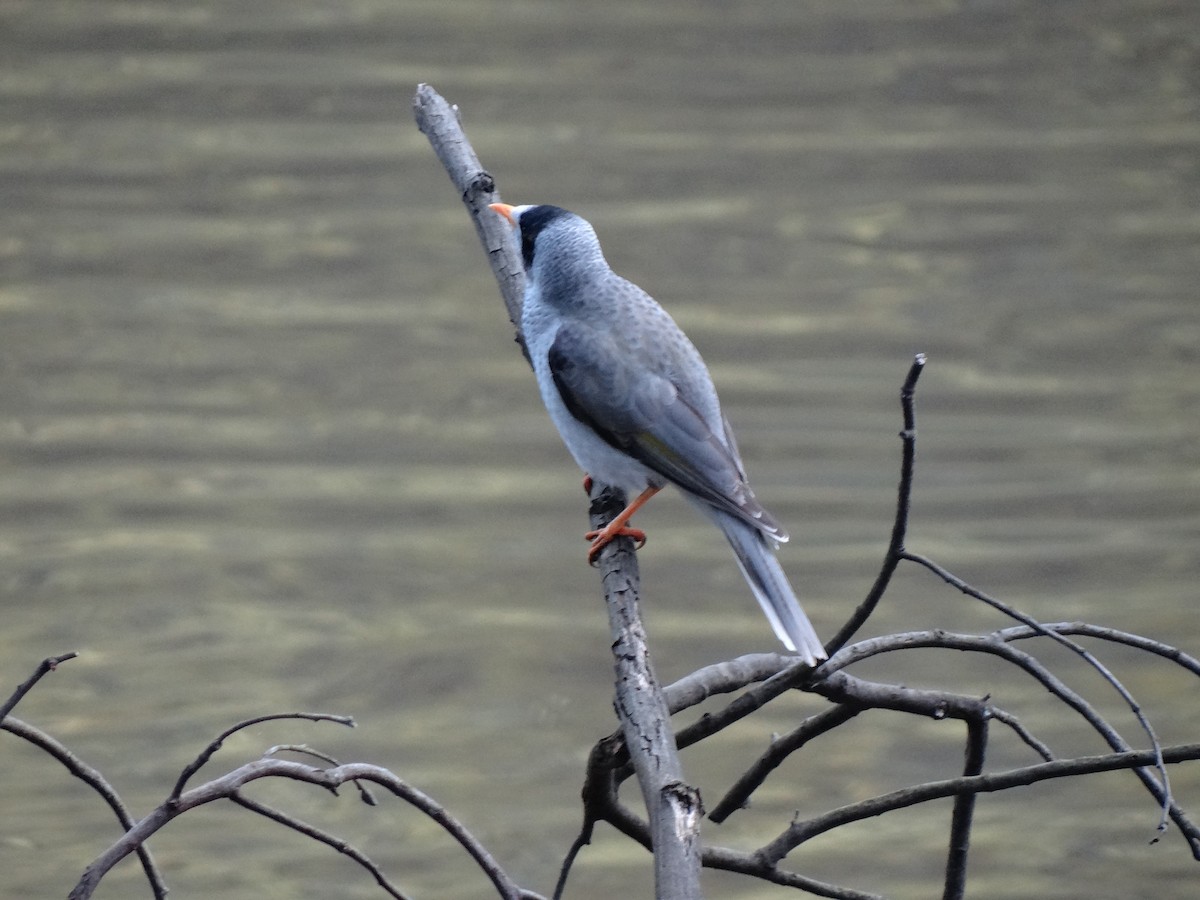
2,1,1198,897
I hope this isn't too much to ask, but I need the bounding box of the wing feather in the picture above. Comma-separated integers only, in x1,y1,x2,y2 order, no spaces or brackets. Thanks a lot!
548,324,783,538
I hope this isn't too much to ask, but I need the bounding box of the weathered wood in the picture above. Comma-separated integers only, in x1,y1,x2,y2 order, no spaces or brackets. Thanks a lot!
414,83,703,899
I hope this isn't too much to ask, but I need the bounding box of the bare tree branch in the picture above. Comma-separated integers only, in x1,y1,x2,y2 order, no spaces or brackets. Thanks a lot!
590,483,705,898
819,628,1200,856
902,548,1174,828
229,791,412,900
700,844,885,900
825,353,925,653
0,651,77,723
267,743,380,805
662,652,798,711
988,706,1055,762
69,759,547,900
170,712,356,802
412,82,526,361
998,621,1200,677
943,714,987,900
414,82,703,899
710,673,989,824
564,342,1199,891
2,715,168,900
709,703,862,824
758,743,1200,866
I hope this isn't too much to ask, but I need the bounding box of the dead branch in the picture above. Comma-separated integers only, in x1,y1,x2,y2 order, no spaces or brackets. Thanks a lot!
569,344,1200,894
1,654,167,900
228,791,411,900
67,757,547,900
170,711,355,801
758,743,1200,865
414,82,703,899
0,651,78,722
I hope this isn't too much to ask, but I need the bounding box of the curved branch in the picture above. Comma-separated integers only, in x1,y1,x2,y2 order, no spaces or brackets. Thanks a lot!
702,843,885,900
170,712,355,801
826,353,925,652
669,656,815,751
710,673,990,823
70,759,545,900
998,621,1200,678
662,652,796,713
902,549,1173,832
759,743,1200,865
826,630,1200,855
229,791,412,900
267,743,380,805
0,651,77,723
709,703,863,823
3,716,167,900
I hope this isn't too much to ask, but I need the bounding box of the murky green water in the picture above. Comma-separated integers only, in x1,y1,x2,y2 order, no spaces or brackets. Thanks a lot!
2,1,1198,897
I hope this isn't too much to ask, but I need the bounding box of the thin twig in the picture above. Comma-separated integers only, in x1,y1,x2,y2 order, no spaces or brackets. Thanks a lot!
3,716,168,900
0,651,78,723
702,843,886,900
709,703,862,823
170,712,355,801
826,353,925,653
819,628,1200,856
267,743,379,805
759,742,1200,865
989,707,1055,762
943,714,987,900
998,621,1200,678
902,549,1173,833
230,791,412,900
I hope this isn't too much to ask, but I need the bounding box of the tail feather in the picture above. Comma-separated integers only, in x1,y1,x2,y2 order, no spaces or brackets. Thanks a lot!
705,507,826,665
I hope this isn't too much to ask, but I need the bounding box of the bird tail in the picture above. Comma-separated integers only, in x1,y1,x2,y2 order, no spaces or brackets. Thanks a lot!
706,509,827,665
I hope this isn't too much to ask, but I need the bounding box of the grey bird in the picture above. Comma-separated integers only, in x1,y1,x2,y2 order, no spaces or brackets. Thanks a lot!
490,202,826,665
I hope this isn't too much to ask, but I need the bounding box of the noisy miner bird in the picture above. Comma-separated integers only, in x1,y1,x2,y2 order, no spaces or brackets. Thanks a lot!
490,202,826,665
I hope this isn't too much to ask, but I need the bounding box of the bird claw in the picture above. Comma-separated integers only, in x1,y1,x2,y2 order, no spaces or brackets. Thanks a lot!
585,526,647,566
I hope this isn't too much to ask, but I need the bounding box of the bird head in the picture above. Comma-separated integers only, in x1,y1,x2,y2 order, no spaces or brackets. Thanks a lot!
489,203,606,286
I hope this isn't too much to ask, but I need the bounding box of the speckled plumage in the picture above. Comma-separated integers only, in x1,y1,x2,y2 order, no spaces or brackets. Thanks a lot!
494,203,825,664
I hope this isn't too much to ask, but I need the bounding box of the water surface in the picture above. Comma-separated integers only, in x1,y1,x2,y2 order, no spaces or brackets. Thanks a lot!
2,1,1198,897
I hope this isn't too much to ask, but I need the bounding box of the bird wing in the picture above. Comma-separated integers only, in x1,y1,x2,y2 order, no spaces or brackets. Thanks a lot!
547,323,784,540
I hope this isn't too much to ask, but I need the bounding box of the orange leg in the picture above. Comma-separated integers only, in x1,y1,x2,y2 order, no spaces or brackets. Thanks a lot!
585,485,662,565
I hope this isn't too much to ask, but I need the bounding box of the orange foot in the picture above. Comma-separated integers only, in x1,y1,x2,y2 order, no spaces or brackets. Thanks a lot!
582,484,662,566
582,474,594,494
585,524,647,565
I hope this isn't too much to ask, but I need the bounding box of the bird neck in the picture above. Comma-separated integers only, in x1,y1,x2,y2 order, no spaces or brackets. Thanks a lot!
529,245,608,313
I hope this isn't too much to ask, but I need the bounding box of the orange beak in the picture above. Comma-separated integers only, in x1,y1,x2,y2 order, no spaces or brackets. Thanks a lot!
488,202,516,224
